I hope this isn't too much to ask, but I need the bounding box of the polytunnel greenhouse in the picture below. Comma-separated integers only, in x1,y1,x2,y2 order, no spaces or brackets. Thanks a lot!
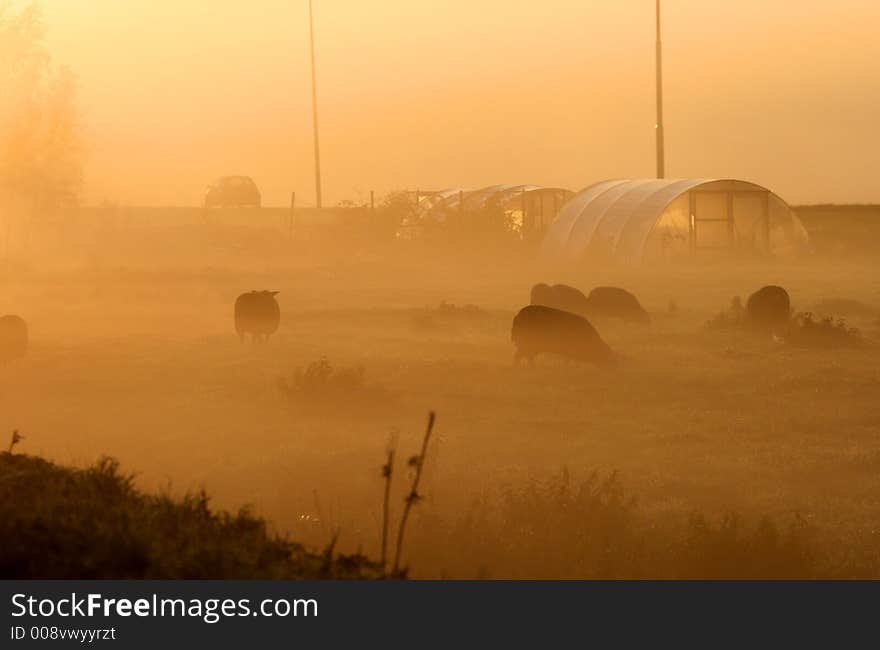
540,179,810,265
397,185,573,239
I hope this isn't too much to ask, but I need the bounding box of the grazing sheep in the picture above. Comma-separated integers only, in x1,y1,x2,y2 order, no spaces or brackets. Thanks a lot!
584,286,650,324
529,283,554,307
746,285,790,330
0,315,28,363
511,305,616,367
529,283,590,315
234,291,281,342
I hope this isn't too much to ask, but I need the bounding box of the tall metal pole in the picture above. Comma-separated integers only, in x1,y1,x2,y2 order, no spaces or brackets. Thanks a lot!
655,0,665,179
309,0,323,208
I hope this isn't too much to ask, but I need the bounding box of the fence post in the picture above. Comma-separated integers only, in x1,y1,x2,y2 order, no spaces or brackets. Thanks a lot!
761,191,770,255
459,189,464,235
688,191,696,256
726,191,735,252
4,215,10,267
289,191,296,240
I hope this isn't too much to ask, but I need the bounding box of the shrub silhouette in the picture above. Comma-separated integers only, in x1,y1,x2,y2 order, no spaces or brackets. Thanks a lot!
0,453,380,579
407,469,817,579
787,312,864,349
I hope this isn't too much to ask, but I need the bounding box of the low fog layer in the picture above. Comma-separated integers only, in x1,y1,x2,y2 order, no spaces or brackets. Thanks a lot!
2,3,880,578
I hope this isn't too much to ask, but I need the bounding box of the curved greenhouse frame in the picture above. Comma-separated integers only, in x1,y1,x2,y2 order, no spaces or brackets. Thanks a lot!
540,179,810,265
398,185,573,238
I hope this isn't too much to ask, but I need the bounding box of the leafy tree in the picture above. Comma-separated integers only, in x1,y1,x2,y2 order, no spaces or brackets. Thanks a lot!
0,2,83,212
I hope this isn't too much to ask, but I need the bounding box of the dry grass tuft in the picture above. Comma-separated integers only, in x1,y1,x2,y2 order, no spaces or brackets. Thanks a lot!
406,469,819,579
786,312,864,349
277,356,389,411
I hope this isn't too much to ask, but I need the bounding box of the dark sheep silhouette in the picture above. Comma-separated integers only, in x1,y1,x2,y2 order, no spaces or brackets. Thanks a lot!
234,291,280,342
529,283,554,307
529,283,590,315
0,315,28,363
584,286,650,324
511,305,615,367
746,285,791,329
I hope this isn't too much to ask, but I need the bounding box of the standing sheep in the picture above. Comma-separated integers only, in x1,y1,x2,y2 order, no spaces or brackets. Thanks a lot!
746,285,791,330
234,291,281,342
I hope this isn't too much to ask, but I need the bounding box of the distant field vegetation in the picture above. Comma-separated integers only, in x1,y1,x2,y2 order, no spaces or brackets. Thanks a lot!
1,202,879,579
795,204,880,257
6,450,880,579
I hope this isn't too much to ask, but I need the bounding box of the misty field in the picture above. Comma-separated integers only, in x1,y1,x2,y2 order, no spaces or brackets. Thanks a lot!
2,209,880,577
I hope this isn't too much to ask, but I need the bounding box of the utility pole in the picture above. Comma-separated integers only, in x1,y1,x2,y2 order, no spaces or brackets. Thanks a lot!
655,0,665,179
309,0,323,207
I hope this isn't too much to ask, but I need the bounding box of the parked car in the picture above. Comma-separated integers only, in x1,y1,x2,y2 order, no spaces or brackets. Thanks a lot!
204,176,261,208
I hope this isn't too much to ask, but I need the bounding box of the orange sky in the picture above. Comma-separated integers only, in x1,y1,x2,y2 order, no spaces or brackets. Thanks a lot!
33,0,880,206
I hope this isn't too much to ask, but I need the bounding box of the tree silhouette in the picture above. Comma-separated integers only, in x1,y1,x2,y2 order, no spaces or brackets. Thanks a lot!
0,2,83,212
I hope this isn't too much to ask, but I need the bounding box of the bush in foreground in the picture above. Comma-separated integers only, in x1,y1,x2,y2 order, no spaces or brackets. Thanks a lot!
0,453,380,579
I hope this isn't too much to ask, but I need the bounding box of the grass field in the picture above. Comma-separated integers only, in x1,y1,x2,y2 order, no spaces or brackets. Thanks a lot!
2,205,879,577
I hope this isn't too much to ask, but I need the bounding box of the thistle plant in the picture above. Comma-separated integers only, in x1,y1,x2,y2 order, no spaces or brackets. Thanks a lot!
380,432,398,570
392,411,436,577
8,430,23,454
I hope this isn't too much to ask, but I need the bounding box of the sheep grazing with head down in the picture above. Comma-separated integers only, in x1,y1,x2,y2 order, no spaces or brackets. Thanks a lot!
529,283,554,307
234,291,281,343
529,283,590,315
0,315,28,364
511,305,616,367
584,287,650,324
